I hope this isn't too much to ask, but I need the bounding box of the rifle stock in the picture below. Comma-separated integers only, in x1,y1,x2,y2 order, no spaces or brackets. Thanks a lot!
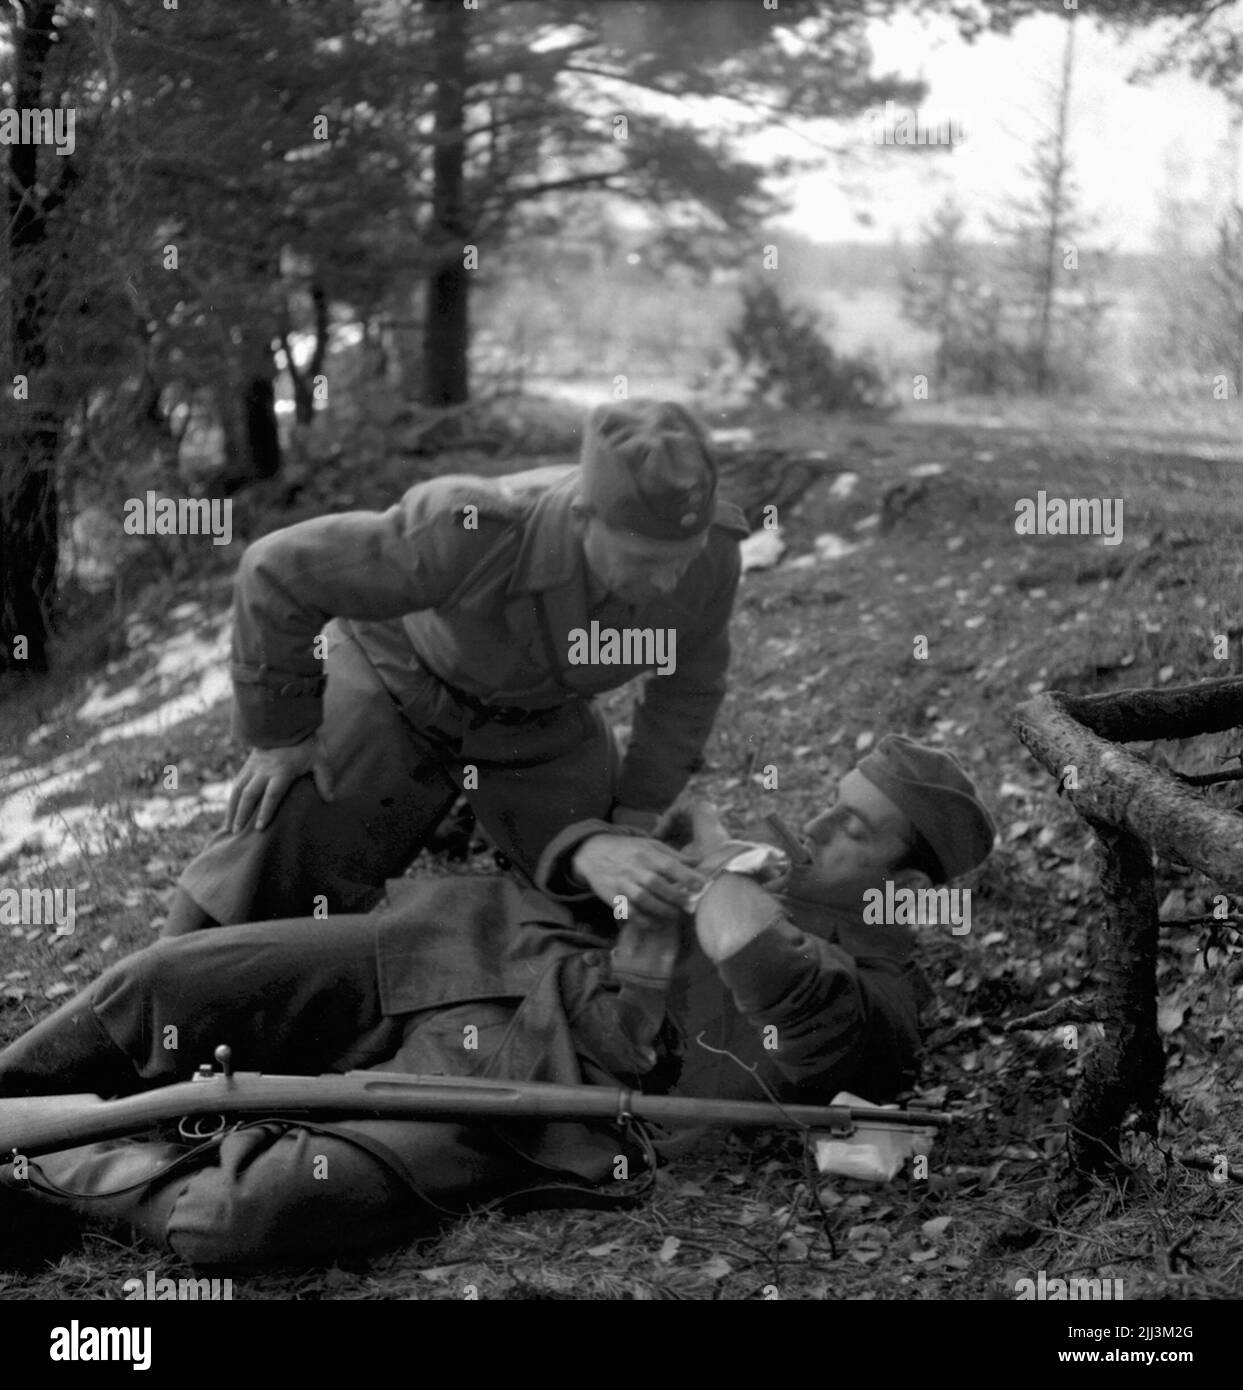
0,1070,949,1160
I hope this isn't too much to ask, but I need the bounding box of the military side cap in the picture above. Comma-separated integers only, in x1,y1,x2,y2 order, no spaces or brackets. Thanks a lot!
857,734,996,881
579,399,717,539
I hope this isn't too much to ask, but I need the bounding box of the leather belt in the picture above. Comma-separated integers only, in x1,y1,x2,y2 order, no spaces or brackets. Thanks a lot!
433,672,562,727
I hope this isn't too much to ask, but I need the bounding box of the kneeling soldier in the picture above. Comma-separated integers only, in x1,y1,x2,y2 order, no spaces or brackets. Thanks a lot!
167,398,747,935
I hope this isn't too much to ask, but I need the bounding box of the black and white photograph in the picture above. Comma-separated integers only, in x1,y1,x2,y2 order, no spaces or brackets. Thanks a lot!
0,0,1240,1349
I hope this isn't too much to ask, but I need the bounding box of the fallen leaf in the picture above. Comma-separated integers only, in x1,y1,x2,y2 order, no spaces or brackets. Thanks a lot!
1158,1001,1187,1035
921,1216,952,1239
909,1248,939,1263
847,1224,887,1243
657,1236,681,1264
44,982,74,1000
700,1255,732,1280
586,1240,625,1258
777,1234,809,1259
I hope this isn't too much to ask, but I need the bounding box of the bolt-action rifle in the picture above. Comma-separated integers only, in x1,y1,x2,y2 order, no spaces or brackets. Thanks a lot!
1,1046,949,1160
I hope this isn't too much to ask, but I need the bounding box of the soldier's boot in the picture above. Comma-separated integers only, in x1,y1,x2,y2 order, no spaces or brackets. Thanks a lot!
0,993,136,1098
0,1139,190,1268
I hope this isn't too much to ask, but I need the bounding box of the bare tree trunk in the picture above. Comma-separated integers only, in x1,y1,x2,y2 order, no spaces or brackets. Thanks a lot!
220,327,282,489
1072,819,1163,1173
422,0,470,407
283,282,329,426
243,369,282,481
2,0,66,674
1032,17,1075,395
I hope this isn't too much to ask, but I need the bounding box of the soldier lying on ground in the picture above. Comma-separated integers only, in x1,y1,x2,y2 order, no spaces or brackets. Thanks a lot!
0,736,993,1271
165,397,747,936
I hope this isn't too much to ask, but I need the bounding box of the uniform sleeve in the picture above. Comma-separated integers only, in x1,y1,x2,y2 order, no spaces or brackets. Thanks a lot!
714,915,922,1103
229,483,504,745
616,534,742,812
533,818,649,902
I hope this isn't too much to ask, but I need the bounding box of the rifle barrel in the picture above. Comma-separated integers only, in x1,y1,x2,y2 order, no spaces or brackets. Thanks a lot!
0,1072,948,1160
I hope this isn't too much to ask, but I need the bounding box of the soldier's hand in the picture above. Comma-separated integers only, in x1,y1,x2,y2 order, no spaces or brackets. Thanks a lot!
225,736,334,834
570,835,705,925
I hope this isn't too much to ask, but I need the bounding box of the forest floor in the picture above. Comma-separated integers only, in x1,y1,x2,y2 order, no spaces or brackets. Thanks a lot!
1,391,1242,1301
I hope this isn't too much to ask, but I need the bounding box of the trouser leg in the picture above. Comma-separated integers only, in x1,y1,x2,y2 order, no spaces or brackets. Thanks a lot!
171,622,460,931
163,1019,564,1268
0,914,399,1096
3,1124,424,1267
161,1116,548,1268
5,1088,552,1268
0,994,135,1099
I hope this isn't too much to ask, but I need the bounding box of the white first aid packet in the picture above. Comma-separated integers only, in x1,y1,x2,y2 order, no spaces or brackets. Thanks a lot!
812,1091,937,1182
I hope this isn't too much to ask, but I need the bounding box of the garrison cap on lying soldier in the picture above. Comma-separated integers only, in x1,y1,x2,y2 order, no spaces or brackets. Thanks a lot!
163,399,748,937
0,737,994,1271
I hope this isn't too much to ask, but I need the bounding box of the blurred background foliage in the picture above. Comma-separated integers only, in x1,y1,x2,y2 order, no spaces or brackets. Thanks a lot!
1,0,1241,673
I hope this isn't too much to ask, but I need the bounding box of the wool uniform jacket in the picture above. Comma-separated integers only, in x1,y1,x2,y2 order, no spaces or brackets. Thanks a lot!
367,850,927,1186
228,464,748,814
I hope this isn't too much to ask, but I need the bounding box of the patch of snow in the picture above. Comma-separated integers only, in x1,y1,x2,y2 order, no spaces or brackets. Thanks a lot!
909,462,945,477
4,621,233,871
0,758,104,867
828,472,858,499
98,664,232,746
740,528,786,572
710,428,755,448
78,678,147,724
812,533,859,561
129,790,227,834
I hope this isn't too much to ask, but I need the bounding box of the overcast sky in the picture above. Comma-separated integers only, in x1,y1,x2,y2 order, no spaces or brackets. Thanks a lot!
771,9,1240,253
